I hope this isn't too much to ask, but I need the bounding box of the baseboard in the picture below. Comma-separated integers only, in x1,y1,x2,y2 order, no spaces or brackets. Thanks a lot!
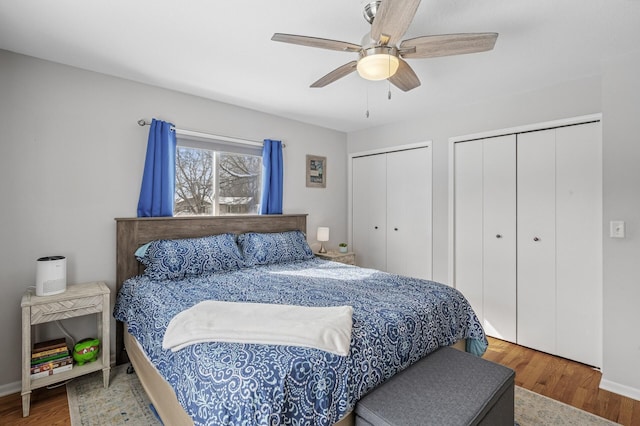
600,379,640,401
0,380,21,398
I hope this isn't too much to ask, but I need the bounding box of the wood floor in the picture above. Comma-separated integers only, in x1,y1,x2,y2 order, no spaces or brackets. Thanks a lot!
1,337,639,425
483,337,640,425
0,384,70,425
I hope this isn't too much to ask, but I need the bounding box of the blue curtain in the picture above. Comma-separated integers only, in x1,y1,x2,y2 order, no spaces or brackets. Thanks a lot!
137,119,176,217
260,139,283,214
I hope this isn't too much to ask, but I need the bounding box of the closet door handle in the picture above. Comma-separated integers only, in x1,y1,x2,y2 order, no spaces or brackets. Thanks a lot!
496,234,502,239
394,228,398,231
374,226,379,230
533,237,540,242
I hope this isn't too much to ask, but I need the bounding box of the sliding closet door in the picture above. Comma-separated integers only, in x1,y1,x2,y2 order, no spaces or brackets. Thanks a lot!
555,122,602,367
482,136,517,342
517,129,557,355
386,147,432,279
352,154,387,271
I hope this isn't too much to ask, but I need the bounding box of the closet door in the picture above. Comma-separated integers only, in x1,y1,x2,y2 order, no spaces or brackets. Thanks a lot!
517,129,557,355
454,136,516,342
386,147,432,279
555,122,602,367
482,136,517,342
352,154,387,271
454,141,484,321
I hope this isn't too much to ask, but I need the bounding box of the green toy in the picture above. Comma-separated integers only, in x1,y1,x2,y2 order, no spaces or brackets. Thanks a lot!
73,338,100,365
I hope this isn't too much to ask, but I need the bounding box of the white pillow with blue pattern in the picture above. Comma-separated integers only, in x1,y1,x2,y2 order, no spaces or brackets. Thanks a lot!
238,230,314,266
137,233,246,280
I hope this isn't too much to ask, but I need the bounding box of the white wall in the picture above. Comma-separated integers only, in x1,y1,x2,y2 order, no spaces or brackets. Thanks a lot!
0,49,347,392
600,50,640,400
348,62,640,398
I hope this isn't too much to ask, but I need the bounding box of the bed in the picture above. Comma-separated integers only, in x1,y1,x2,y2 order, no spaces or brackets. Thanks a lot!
113,214,487,426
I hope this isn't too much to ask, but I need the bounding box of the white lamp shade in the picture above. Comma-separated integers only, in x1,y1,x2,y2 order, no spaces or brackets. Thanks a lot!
317,227,330,242
357,54,400,81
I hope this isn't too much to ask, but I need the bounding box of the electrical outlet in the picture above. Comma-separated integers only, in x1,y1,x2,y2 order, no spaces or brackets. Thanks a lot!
610,221,625,238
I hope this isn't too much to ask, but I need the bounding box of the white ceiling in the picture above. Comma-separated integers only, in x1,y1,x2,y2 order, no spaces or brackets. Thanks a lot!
1,0,640,132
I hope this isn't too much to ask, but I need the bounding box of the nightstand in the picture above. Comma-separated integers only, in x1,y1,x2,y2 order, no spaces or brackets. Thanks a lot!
315,251,356,265
21,281,110,417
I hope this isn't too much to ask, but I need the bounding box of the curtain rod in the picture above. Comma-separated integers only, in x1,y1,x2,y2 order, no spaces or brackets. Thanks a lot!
137,119,285,148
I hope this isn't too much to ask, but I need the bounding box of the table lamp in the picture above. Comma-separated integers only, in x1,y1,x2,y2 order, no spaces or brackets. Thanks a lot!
317,227,329,253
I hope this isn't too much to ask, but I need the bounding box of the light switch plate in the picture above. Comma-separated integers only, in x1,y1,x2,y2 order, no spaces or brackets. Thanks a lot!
610,221,625,238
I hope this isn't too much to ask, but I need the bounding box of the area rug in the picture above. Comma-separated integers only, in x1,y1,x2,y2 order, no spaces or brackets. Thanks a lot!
66,364,161,425
68,367,619,425
515,386,619,425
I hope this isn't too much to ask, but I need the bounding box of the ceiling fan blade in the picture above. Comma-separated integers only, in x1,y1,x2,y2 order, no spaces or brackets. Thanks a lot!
371,0,421,46
400,33,498,59
272,33,361,53
310,61,358,88
389,58,421,91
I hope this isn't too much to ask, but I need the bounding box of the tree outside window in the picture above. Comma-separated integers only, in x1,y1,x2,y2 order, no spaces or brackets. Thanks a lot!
175,146,262,216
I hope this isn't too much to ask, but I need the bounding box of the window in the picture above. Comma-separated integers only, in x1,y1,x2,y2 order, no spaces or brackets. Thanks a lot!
175,137,262,216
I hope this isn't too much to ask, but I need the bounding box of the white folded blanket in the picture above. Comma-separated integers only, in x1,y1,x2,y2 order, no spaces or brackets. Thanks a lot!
162,300,354,356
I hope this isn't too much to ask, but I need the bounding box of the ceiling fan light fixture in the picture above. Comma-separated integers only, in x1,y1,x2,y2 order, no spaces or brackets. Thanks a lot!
357,47,400,81
272,0,497,91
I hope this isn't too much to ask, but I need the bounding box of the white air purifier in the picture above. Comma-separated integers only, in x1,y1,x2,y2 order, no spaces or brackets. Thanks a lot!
36,256,67,296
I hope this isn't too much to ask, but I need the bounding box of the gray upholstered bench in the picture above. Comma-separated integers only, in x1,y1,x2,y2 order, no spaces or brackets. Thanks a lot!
355,346,515,426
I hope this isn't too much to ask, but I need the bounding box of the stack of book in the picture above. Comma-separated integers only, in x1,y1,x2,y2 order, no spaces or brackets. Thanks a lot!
31,338,73,379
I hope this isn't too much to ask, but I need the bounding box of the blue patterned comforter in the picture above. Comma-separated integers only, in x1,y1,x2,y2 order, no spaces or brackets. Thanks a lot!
113,258,486,426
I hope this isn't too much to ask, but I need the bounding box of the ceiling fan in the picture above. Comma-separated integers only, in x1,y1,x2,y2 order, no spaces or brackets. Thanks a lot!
271,0,498,92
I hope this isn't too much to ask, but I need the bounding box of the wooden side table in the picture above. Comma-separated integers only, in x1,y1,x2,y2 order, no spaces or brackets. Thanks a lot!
21,281,110,417
315,251,356,265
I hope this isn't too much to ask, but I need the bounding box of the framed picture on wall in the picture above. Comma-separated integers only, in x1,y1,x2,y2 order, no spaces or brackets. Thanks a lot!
306,155,327,188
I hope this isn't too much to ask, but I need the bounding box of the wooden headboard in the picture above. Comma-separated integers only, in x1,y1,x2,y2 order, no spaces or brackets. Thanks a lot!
114,214,307,364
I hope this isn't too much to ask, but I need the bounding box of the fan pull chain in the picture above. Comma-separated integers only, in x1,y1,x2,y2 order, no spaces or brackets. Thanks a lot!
387,53,393,100
365,85,370,118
